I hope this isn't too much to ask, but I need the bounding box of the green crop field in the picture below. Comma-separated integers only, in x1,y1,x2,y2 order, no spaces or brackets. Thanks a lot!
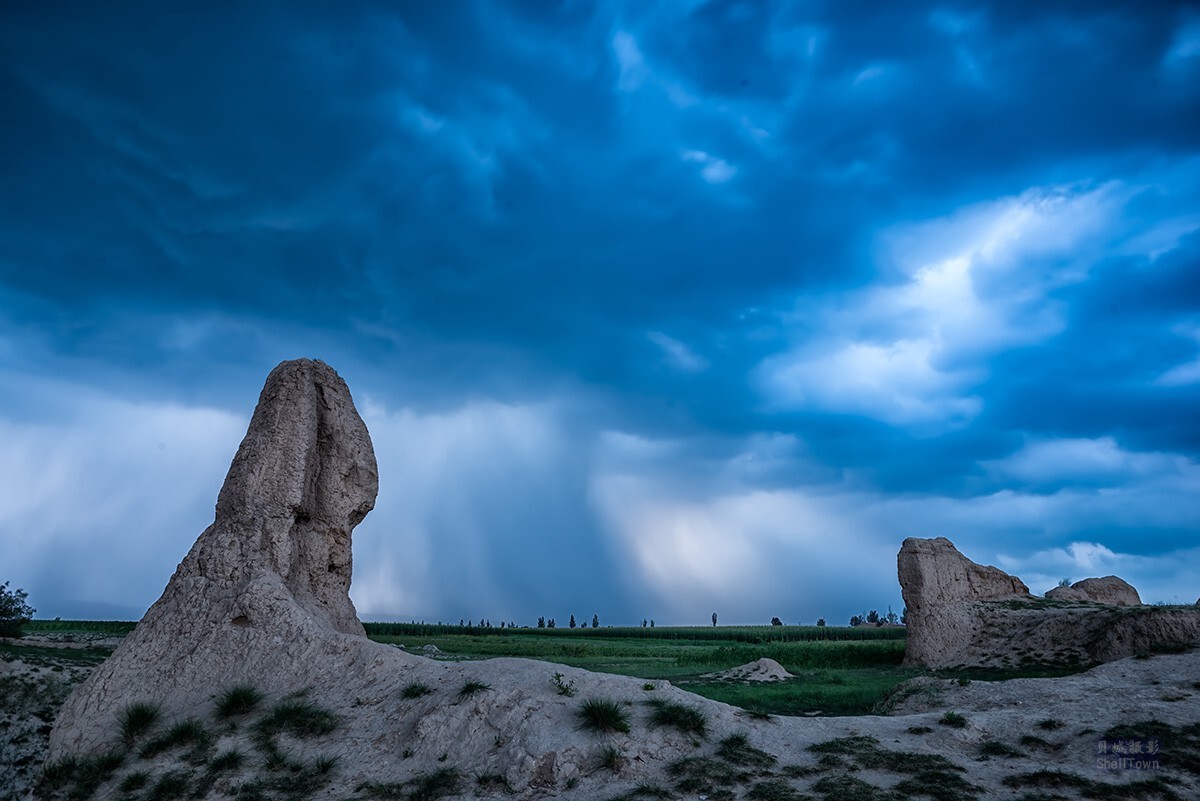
18,620,1083,717
364,623,914,715
24,620,139,635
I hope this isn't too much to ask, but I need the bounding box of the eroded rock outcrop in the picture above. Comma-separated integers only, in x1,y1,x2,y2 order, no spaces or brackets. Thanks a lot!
1065,575,1137,606
898,537,1033,667
900,537,1200,669
49,359,379,755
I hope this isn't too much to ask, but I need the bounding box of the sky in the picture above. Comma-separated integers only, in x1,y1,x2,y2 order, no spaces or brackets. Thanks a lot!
1,1,1198,627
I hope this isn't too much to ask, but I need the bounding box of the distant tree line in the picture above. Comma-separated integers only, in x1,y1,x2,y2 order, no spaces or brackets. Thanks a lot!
848,606,905,627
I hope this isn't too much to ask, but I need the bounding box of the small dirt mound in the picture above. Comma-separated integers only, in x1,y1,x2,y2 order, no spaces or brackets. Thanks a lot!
704,657,794,682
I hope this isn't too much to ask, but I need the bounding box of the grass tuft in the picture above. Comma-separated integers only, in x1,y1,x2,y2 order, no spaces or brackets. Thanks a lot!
745,778,807,800
979,740,1024,758
807,735,964,775
60,751,125,799
892,769,982,801
216,685,264,719
476,772,512,792
647,698,708,738
608,784,676,801
36,756,79,793
148,769,192,801
938,711,967,728
401,682,433,699
716,733,776,770
597,744,624,773
256,700,338,739
209,748,246,773
119,770,151,793
119,701,161,742
139,718,211,759
811,774,891,800
1018,734,1063,752
668,755,744,798
1036,718,1065,731
457,680,491,700
358,767,461,800
578,698,632,734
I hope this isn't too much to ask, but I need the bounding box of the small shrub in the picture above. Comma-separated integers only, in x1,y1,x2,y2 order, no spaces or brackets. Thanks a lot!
120,701,161,742
648,698,708,738
551,672,577,697
0,581,35,638
216,685,263,719
906,726,933,735
642,682,657,691
938,711,967,728
458,680,491,700
1036,718,1065,731
578,698,631,734
401,682,433,699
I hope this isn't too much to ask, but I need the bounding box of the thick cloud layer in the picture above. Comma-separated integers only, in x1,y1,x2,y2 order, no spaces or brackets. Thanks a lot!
1,1,1197,624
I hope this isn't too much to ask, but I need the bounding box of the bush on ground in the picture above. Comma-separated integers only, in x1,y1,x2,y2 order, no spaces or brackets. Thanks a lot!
0,581,35,638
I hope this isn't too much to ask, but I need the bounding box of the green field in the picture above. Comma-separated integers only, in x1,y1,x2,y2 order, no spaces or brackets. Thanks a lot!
363,623,913,716
17,620,1081,717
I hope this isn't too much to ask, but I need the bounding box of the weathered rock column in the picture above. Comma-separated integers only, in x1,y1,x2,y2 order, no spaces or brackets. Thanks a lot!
49,359,378,755
897,536,1032,667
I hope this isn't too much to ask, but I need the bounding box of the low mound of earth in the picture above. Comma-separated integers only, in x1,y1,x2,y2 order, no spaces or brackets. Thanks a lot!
703,657,795,682
1045,575,1142,605
23,632,1200,800
898,537,1200,669
33,360,1200,800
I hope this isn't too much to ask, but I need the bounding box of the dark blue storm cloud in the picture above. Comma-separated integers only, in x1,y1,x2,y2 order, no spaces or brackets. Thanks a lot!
1,1,1198,624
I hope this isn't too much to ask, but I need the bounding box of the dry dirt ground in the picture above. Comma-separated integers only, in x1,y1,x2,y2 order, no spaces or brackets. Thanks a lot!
2,636,111,801
5,634,1200,801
